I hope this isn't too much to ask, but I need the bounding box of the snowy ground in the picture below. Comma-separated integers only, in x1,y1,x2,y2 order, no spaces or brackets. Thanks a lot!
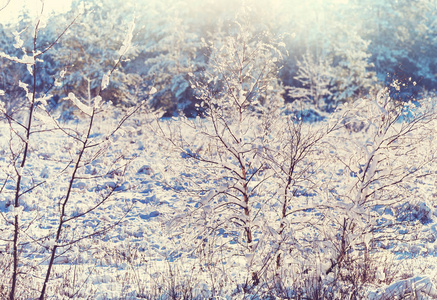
0,102,437,299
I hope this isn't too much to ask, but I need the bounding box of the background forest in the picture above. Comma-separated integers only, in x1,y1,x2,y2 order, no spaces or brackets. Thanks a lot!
1,0,436,117
0,0,437,299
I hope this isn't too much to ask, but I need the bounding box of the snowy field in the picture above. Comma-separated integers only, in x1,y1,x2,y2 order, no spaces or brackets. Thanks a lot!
0,92,436,299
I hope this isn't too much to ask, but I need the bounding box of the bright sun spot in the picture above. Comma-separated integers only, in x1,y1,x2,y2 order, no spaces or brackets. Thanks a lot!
0,0,72,24
0,0,350,25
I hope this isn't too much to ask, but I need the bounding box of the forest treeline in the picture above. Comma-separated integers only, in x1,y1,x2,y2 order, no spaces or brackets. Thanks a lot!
0,0,436,117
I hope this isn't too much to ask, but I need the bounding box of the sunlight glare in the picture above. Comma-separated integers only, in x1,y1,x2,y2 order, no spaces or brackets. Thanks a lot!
0,0,72,24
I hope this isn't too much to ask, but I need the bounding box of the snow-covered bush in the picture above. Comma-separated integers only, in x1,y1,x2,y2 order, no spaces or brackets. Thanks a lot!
152,31,437,299
153,14,285,294
0,7,156,299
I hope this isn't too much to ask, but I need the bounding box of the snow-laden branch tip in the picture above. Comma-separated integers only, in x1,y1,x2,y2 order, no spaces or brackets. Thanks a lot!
18,81,35,103
149,86,157,95
13,29,24,49
36,94,52,107
0,52,34,65
0,51,40,76
33,110,55,125
65,92,93,116
118,18,135,56
101,72,110,91
35,10,48,30
94,95,103,109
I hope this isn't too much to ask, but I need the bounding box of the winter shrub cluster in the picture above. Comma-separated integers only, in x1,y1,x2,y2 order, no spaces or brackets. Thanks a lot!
1,0,437,299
